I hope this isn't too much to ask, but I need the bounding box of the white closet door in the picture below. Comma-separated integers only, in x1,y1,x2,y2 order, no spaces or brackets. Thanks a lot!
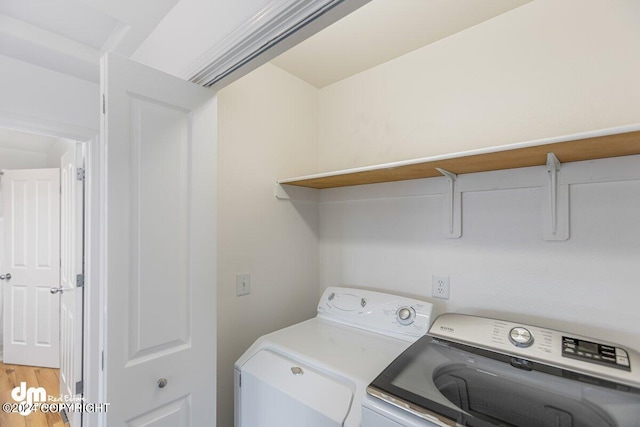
101,53,217,426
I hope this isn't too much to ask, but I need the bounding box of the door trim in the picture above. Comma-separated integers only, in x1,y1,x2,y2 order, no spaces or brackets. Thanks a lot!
0,113,104,427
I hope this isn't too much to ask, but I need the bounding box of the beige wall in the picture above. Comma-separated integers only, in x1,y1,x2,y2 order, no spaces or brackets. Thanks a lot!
314,0,640,351
216,62,319,427
318,0,640,172
217,0,640,423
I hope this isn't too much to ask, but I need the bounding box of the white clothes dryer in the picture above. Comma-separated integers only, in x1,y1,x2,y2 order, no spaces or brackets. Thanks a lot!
234,287,434,427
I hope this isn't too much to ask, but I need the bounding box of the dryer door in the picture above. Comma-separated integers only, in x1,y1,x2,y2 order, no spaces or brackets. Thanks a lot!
237,349,354,427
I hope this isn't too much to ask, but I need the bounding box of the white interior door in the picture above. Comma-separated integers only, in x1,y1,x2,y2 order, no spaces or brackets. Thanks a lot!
59,143,84,427
1,168,60,368
0,217,4,353
101,53,217,425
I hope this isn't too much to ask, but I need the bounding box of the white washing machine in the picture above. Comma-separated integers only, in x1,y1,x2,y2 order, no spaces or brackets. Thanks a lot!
363,313,640,427
234,287,434,427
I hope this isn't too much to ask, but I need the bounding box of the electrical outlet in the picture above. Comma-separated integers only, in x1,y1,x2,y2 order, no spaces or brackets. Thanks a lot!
432,275,450,300
236,273,251,296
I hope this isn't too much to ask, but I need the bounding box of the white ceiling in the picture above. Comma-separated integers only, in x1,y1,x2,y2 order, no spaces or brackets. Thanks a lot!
0,0,179,82
271,0,532,88
0,0,532,87
0,127,59,154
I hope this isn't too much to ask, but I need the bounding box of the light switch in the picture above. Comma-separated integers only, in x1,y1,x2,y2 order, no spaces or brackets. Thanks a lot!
236,273,251,296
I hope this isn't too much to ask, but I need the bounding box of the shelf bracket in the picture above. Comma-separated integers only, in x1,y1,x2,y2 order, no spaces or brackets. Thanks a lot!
436,168,461,238
543,153,569,240
274,182,320,203
274,183,290,200
546,153,561,235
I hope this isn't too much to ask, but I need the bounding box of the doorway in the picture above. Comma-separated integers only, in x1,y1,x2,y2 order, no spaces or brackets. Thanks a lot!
0,127,85,427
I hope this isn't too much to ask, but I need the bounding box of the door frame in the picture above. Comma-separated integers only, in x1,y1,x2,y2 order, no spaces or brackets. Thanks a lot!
0,114,104,426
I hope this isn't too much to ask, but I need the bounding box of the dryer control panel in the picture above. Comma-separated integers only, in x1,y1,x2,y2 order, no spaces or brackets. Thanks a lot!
317,287,434,342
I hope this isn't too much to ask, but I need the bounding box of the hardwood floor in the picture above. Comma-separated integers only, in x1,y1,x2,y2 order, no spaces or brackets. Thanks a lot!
0,361,66,427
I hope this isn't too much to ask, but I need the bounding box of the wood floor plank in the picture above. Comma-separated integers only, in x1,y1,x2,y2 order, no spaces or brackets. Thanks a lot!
33,368,64,427
0,363,14,393
13,365,48,427
0,388,28,427
13,365,40,388
34,368,61,401
0,362,65,427
5,364,20,390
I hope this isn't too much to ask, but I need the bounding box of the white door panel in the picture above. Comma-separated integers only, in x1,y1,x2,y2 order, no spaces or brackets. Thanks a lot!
128,96,190,362
101,53,217,425
59,143,84,427
2,168,60,368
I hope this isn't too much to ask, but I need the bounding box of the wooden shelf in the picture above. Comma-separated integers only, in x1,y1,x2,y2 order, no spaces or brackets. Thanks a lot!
279,126,640,189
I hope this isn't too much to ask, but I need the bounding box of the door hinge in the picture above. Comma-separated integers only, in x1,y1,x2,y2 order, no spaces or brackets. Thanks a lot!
239,374,241,388
101,351,104,370
76,167,85,181
76,273,84,288
75,380,83,395
60,408,70,424
102,94,105,114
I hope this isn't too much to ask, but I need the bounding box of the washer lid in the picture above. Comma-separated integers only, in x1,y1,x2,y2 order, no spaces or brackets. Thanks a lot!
240,349,354,426
368,315,640,427
429,313,640,386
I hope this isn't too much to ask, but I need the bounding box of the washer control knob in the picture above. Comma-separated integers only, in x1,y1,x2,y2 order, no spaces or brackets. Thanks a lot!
509,327,534,348
396,306,415,325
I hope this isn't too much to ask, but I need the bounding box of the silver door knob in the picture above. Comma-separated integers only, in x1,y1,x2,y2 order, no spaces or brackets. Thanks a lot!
0,273,11,280
157,378,168,388
50,287,64,294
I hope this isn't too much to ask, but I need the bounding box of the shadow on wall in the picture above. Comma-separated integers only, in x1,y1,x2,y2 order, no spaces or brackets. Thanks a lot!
275,185,320,239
